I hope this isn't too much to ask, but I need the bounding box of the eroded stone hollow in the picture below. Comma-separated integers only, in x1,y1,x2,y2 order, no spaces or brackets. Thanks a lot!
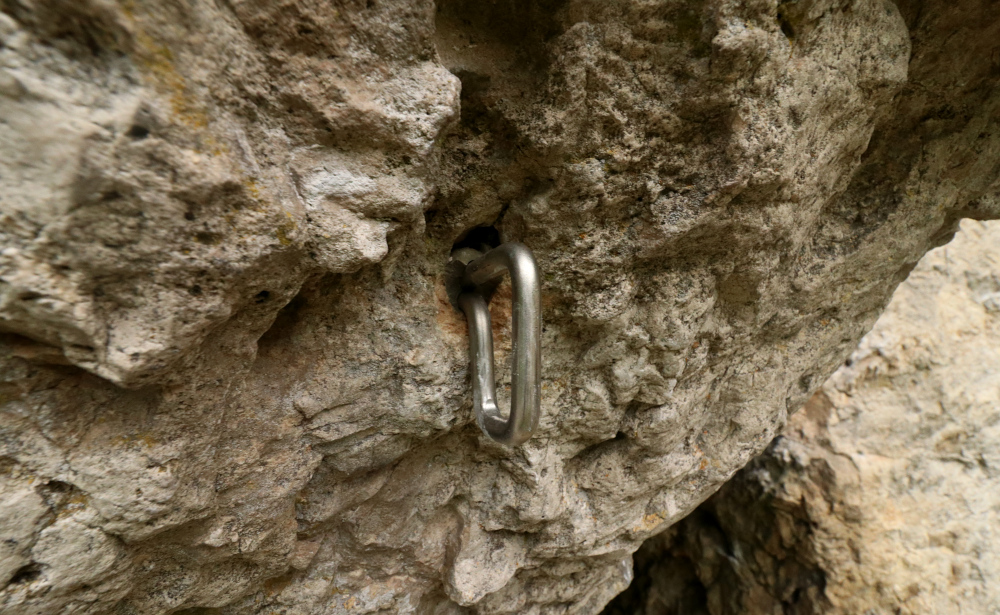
0,0,999,613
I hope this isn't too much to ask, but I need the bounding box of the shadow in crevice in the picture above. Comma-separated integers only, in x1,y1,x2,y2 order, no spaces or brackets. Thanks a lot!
256,289,310,353
5,563,42,587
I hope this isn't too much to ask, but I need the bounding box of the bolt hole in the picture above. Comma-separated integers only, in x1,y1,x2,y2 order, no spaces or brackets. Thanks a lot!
453,225,501,254
127,125,150,139
446,225,503,311
254,290,271,303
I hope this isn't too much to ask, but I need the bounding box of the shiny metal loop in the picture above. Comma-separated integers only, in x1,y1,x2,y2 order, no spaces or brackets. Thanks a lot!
457,242,541,446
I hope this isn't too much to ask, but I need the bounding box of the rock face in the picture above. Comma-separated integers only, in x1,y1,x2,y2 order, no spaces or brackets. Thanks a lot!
0,0,998,613
603,219,1000,615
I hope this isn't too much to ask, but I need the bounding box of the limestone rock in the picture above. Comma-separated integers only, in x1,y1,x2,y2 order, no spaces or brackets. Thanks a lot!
605,219,1000,614
0,0,998,613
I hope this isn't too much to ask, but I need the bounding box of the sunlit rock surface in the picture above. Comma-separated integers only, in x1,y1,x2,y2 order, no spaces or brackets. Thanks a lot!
604,219,1000,615
0,0,998,613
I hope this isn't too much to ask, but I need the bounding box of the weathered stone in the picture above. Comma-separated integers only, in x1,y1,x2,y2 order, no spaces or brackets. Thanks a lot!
604,219,1000,615
0,0,998,613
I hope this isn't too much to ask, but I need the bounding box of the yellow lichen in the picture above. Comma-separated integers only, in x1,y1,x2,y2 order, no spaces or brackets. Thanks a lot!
123,3,230,155
276,221,296,246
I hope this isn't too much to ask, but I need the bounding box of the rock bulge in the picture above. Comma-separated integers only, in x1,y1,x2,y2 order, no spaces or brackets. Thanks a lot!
0,0,998,613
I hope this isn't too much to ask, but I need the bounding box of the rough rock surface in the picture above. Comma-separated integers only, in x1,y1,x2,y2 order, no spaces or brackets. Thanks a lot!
0,0,999,613
603,219,1000,615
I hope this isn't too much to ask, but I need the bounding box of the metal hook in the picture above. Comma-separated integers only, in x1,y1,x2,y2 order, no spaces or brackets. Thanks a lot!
455,242,541,446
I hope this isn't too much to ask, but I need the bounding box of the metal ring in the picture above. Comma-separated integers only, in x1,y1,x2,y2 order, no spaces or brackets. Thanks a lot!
457,242,541,446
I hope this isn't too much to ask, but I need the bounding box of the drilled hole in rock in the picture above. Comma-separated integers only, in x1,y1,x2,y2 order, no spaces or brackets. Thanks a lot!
126,124,150,139
446,226,502,310
255,290,271,303
453,225,500,254
189,285,203,296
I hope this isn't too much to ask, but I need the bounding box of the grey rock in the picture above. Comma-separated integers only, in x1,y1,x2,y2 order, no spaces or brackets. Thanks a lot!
0,0,998,613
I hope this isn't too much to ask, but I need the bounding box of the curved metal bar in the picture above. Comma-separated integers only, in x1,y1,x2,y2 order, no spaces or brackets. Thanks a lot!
457,242,541,446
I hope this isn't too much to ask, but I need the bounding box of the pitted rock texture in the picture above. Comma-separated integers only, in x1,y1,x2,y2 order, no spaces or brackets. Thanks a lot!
603,219,1000,615
0,0,999,613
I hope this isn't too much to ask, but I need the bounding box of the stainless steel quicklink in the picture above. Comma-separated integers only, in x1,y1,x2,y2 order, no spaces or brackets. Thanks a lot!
455,242,541,446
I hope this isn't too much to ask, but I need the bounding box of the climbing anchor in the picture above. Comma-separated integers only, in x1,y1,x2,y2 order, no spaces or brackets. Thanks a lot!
453,242,541,446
